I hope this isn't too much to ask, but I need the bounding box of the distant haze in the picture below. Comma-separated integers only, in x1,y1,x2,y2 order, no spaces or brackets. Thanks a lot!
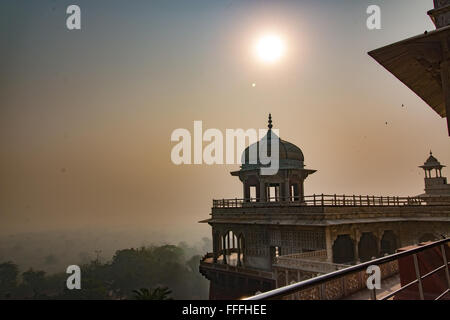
1,0,449,238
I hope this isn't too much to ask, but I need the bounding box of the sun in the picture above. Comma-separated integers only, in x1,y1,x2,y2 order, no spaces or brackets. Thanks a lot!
255,34,285,64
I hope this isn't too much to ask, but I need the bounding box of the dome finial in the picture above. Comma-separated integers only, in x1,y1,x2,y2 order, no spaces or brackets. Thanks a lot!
430,150,433,156
268,113,273,130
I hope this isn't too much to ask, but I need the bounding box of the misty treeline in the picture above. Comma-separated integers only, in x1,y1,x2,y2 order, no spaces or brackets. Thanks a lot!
0,240,211,300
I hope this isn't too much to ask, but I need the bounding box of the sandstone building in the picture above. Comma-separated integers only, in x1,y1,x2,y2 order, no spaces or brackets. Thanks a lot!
199,116,450,300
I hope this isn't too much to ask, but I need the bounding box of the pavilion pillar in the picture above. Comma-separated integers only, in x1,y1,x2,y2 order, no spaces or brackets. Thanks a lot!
259,179,266,202
256,183,261,201
325,228,334,263
227,231,231,256
237,238,242,267
285,270,289,287
354,239,360,264
284,178,290,202
352,230,361,264
243,181,250,202
299,183,304,202
222,236,227,265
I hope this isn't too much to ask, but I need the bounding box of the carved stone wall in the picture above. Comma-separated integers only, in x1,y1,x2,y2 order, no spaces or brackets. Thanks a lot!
269,228,326,253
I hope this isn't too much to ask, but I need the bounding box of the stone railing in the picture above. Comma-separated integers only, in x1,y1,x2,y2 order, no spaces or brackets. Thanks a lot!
212,194,432,208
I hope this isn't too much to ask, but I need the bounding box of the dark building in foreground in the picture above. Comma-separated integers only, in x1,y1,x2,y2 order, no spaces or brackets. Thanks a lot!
199,116,450,300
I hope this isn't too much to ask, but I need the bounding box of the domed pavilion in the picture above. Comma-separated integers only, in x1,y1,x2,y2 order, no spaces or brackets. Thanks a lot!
231,114,316,203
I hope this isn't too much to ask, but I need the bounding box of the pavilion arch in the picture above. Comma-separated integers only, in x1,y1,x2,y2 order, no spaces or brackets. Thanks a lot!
219,230,231,265
358,232,379,262
221,230,245,266
419,233,438,243
223,230,238,252
332,235,355,264
380,230,398,256
243,175,260,201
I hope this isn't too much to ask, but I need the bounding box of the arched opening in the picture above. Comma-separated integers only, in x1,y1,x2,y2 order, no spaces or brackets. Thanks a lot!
332,235,355,264
419,233,437,243
268,184,280,202
249,186,257,201
380,230,398,256
358,232,379,262
243,175,259,202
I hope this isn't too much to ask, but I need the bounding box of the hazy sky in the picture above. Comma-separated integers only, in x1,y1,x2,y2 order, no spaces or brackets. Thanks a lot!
1,0,449,238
